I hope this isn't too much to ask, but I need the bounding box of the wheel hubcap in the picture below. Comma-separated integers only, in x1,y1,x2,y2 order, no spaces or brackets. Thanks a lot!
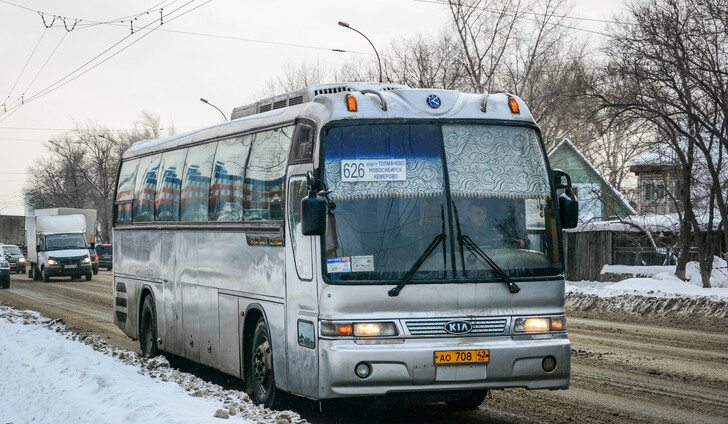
254,336,271,393
143,313,153,354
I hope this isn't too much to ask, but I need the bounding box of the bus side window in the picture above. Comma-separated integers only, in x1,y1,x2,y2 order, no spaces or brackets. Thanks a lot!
133,155,161,222
289,123,314,164
288,176,313,279
210,136,250,222
155,149,187,222
181,142,217,222
115,159,139,225
244,126,293,221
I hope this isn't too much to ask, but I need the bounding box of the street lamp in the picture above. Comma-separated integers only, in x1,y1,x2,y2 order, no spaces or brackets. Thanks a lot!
200,98,228,121
338,21,383,83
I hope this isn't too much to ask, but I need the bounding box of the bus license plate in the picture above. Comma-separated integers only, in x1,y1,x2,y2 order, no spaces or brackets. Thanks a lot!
65,264,77,269
434,349,489,365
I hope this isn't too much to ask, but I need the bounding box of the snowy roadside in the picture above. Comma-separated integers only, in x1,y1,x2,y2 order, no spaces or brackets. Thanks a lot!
566,262,728,325
0,305,305,424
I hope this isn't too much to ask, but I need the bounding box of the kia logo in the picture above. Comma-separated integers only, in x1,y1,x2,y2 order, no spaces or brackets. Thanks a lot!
444,321,472,334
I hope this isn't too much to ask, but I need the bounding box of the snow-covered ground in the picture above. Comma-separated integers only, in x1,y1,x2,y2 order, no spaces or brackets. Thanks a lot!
1,260,726,423
0,307,303,424
566,261,728,323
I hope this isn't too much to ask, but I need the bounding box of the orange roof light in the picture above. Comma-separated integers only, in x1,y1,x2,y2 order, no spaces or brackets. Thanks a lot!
508,96,520,114
345,94,358,112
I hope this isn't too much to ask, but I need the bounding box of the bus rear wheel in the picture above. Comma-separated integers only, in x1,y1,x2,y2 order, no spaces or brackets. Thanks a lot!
140,296,159,358
249,318,279,408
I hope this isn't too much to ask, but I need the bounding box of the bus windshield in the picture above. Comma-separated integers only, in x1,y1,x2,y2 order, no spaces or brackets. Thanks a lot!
323,123,562,283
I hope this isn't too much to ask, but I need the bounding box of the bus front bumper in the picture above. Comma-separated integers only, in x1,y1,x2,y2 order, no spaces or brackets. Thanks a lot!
318,334,570,398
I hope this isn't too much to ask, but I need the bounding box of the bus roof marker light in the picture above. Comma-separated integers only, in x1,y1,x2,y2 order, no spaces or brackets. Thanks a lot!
345,94,357,112
508,96,520,114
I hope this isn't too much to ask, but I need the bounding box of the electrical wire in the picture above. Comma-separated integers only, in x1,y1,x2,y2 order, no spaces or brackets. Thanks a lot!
0,0,212,124
2,28,47,110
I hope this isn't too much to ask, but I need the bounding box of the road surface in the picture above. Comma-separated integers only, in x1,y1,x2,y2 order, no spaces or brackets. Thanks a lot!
1,272,726,423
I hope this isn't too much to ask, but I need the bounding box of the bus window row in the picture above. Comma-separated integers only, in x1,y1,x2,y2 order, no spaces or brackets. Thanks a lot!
114,125,293,224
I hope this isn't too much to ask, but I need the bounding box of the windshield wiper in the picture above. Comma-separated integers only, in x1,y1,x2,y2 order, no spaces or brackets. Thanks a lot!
388,203,447,297
452,202,520,294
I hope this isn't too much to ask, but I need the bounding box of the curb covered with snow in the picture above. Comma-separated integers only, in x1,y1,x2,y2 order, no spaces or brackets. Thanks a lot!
566,271,728,326
0,305,305,424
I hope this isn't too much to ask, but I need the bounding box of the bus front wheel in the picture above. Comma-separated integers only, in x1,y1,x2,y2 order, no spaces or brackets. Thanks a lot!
445,390,488,410
249,318,279,408
140,296,159,358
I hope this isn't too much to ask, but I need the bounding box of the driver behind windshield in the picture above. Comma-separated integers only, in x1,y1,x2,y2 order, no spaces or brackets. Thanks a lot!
462,199,526,249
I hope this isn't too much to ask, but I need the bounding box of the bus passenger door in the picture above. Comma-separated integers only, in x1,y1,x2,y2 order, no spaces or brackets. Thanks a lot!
285,174,319,398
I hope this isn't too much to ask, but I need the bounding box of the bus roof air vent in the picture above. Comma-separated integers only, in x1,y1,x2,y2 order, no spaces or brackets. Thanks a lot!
230,82,411,120
273,99,287,109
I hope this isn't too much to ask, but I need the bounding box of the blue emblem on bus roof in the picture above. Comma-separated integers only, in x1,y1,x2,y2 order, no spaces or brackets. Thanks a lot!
426,94,441,109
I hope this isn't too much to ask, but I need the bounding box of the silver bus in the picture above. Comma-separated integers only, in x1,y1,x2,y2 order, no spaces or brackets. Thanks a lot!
112,82,578,409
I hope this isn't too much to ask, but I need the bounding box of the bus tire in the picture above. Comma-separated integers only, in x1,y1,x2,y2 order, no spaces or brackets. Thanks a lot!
85,273,92,281
140,295,159,358
250,318,279,408
445,390,488,410
41,267,49,282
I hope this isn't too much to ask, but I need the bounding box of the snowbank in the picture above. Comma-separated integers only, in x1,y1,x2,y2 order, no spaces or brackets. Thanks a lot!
567,264,728,326
0,306,304,424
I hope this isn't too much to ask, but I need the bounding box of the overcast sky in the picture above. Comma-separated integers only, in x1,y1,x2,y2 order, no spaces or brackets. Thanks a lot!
0,0,625,216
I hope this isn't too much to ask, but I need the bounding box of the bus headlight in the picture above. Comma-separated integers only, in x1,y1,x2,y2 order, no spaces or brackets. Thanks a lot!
321,321,399,337
19,257,25,263
83,256,91,264
354,322,398,337
48,259,58,266
514,316,566,333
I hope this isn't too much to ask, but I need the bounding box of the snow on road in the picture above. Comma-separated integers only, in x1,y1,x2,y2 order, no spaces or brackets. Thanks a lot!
0,307,303,424
1,261,726,423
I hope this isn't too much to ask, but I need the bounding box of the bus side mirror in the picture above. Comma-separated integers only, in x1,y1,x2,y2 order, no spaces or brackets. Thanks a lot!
559,192,579,229
36,244,41,252
553,169,579,229
301,191,327,236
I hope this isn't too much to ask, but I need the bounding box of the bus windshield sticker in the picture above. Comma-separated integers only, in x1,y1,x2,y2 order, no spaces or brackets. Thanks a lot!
351,255,374,272
341,159,406,182
327,256,351,273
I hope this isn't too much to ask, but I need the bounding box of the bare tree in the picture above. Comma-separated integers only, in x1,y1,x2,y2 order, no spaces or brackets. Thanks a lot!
23,112,169,241
593,0,728,287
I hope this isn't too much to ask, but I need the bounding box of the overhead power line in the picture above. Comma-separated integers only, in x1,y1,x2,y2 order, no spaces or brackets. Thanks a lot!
0,0,212,123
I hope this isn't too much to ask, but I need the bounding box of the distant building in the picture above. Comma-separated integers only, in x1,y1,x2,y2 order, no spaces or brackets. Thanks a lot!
548,139,636,222
629,146,679,215
0,215,25,245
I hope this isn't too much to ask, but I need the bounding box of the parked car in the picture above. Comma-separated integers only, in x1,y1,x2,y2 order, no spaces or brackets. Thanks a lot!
95,244,112,270
1,244,26,274
88,248,99,275
0,245,9,289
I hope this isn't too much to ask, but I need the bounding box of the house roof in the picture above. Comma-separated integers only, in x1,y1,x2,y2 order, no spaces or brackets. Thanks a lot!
548,138,638,216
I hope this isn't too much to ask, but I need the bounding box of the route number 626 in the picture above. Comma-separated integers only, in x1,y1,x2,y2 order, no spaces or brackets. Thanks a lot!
342,162,366,179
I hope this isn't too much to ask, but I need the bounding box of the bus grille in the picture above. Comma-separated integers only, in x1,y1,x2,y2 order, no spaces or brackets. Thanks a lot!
405,318,508,336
